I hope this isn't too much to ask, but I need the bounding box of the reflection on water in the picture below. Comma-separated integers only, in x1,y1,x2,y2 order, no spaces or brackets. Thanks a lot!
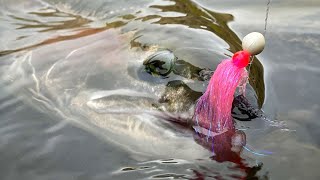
11,8,92,32
0,0,319,179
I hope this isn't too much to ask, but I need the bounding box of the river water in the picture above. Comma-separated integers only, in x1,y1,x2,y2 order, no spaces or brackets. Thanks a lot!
0,0,319,179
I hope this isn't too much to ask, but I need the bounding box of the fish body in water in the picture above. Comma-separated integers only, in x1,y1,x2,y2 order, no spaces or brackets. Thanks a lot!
0,0,266,162
2,29,218,160
2,28,262,161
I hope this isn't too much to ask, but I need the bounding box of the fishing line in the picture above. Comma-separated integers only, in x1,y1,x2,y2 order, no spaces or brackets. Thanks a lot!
247,0,271,76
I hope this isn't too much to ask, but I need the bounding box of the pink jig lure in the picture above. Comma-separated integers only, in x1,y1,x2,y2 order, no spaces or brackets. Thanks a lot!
193,51,251,136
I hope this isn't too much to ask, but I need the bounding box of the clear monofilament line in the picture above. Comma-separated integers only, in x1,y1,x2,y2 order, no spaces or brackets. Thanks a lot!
264,0,271,36
247,0,271,77
247,56,255,79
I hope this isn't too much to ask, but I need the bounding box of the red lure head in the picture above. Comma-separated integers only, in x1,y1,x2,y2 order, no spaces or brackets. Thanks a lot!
232,50,251,68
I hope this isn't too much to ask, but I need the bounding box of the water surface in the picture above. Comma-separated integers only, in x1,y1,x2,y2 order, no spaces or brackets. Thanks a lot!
0,0,319,179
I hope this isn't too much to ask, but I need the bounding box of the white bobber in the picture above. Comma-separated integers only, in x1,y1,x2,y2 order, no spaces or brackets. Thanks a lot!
242,32,265,55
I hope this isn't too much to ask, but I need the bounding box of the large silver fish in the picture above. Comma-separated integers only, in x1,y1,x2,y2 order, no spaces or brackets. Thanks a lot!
0,0,263,162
